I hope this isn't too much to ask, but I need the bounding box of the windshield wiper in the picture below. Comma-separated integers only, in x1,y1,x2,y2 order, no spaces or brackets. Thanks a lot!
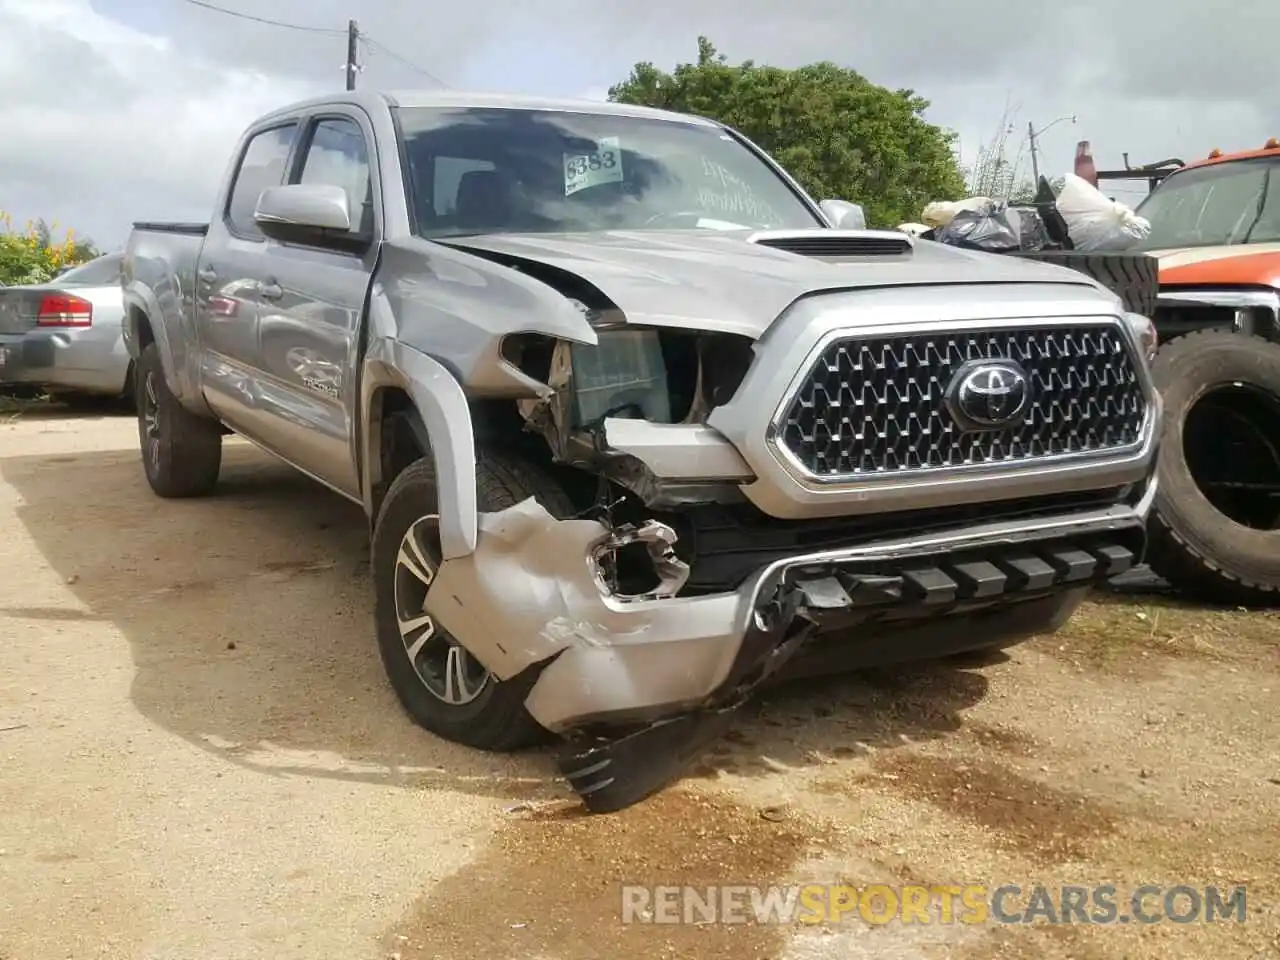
1243,164,1273,244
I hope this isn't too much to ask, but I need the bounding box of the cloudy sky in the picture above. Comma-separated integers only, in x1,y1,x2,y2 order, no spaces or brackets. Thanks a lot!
3,0,1277,250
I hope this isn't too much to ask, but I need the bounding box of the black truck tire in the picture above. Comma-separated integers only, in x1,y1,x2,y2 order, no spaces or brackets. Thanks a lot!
136,343,223,498
1009,250,1160,318
372,449,576,752
1146,330,1280,606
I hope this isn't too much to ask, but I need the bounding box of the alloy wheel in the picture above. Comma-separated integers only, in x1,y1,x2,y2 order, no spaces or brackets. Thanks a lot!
392,514,492,705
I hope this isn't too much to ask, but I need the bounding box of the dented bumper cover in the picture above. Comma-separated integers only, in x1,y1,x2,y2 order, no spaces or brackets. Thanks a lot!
424,479,1156,813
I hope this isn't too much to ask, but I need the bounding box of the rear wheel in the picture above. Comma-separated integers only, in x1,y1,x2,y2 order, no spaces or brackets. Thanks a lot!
371,449,575,751
136,343,222,498
1147,330,1280,605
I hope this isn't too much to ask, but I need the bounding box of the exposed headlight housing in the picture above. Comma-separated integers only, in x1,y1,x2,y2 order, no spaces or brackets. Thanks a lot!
1123,312,1159,363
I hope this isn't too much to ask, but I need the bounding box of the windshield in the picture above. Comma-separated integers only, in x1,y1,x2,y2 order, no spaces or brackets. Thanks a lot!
1131,157,1280,250
394,106,823,237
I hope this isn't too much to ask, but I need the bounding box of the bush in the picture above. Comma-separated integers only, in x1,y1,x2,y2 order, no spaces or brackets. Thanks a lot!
0,212,98,286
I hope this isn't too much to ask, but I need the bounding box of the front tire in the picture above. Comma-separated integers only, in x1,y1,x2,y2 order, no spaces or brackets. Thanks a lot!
371,450,575,751
136,343,222,498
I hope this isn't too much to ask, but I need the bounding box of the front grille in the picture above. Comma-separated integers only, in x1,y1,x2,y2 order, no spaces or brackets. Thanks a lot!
777,323,1147,478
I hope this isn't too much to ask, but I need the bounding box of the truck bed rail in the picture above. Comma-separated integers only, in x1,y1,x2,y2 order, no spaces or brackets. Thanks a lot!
131,222,209,236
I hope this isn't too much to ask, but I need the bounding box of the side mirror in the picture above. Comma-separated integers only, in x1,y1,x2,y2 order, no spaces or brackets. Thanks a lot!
819,199,867,230
254,184,369,252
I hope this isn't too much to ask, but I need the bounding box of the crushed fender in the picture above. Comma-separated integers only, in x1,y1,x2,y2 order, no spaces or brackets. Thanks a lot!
425,496,819,814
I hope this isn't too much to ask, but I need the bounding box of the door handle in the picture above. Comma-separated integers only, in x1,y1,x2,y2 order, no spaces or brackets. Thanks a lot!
258,280,283,301
197,267,217,284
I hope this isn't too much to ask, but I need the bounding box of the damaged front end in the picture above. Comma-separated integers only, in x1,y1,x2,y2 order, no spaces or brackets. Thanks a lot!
422,495,816,813
425,301,820,812
425,491,1146,813
501,299,759,510
412,257,1155,813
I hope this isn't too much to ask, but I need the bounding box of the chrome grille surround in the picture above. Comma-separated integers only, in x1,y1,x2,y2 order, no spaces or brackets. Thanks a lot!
768,320,1162,483
704,284,1163,522
771,317,1149,483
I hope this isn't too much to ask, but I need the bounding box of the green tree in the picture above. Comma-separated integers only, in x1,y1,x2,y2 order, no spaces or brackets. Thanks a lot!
608,37,965,227
0,213,98,286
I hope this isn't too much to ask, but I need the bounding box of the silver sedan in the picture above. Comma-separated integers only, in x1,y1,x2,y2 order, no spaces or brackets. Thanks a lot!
0,252,132,406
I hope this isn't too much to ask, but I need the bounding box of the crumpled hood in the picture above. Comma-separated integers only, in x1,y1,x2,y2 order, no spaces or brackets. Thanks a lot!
438,229,1099,339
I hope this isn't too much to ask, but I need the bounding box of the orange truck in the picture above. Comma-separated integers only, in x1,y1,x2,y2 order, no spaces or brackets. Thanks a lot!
1080,140,1280,605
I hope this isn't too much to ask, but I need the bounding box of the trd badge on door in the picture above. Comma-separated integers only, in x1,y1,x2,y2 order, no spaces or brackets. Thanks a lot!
286,346,342,399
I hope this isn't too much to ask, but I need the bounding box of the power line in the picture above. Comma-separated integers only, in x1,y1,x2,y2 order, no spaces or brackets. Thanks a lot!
172,1,449,90
361,35,449,88
176,0,344,34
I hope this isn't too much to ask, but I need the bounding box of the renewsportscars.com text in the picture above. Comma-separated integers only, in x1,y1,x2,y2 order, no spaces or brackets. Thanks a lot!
620,883,1248,926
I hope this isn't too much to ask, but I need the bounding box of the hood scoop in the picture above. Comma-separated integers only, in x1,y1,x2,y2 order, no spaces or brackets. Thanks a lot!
747,228,913,259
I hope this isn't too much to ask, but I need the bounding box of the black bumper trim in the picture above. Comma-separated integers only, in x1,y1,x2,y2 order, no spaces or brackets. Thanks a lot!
553,530,1142,815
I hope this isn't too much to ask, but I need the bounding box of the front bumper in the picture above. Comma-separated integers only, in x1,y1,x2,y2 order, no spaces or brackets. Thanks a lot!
0,327,130,395
426,477,1154,811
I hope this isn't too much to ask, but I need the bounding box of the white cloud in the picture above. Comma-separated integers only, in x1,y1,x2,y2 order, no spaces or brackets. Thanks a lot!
0,0,318,249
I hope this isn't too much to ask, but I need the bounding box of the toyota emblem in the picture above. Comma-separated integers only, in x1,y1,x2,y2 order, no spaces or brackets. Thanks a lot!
947,359,1031,429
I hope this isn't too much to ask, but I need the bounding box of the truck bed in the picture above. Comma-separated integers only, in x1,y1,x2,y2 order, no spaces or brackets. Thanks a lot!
121,222,211,401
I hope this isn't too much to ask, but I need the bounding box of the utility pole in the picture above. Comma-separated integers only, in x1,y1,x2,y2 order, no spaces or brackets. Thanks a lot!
1028,115,1077,186
1028,121,1041,186
345,19,359,91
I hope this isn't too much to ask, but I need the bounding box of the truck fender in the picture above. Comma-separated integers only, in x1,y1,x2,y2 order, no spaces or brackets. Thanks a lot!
121,283,192,405
362,336,478,560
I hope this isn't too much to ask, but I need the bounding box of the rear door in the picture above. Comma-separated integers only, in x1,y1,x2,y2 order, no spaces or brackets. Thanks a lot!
194,120,302,433
250,109,380,499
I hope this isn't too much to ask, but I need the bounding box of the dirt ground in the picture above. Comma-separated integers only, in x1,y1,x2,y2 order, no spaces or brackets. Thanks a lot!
1,406,1277,960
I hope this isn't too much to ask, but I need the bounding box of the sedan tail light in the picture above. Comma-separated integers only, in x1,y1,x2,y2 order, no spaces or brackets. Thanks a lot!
36,292,93,327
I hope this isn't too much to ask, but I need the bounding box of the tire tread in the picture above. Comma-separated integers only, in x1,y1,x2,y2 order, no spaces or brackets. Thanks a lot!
1145,329,1280,607
137,343,222,498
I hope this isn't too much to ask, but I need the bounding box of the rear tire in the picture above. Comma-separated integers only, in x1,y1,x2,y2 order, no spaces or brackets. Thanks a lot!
1146,330,1280,606
371,449,575,751
136,343,222,498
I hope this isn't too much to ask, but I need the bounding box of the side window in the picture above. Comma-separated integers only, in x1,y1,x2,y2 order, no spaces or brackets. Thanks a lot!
226,123,298,239
296,117,373,236
433,156,496,217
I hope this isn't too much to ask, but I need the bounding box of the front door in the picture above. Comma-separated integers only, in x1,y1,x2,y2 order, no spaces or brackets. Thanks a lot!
194,121,300,433
251,111,379,500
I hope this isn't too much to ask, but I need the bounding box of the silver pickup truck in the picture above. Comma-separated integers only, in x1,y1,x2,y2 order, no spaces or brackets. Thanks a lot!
122,90,1162,812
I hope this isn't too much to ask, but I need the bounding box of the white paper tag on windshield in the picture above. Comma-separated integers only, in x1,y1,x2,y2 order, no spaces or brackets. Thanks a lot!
563,137,623,196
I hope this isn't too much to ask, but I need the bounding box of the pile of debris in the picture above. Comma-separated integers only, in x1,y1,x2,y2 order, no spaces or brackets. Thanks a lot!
900,172,1152,255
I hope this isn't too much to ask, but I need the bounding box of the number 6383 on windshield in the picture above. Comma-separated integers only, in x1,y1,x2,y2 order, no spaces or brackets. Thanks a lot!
564,137,624,196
